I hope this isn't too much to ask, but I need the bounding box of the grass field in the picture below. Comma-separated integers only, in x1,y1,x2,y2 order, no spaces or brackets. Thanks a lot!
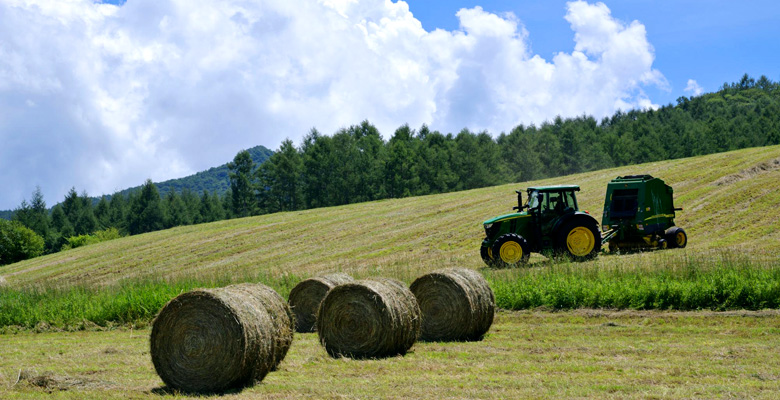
1,311,779,399
2,145,780,291
1,146,780,398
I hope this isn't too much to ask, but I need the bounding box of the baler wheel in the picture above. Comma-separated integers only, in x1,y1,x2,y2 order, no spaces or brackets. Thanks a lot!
665,227,688,249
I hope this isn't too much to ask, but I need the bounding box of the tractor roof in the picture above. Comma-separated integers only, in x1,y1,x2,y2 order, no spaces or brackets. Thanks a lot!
527,185,580,192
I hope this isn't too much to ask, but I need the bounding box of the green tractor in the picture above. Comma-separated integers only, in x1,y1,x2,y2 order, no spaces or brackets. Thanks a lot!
480,185,602,267
481,175,686,267
600,175,687,252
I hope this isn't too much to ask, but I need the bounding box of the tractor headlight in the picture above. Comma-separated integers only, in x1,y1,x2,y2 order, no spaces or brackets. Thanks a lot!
484,222,500,238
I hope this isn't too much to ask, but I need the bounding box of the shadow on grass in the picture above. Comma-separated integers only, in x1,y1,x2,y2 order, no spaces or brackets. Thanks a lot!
150,385,245,397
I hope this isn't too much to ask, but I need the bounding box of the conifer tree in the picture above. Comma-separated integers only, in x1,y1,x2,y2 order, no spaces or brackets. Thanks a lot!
127,180,165,235
228,150,257,218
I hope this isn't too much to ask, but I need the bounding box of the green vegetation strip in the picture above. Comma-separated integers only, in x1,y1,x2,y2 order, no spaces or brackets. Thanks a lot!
489,254,780,311
0,273,303,330
2,254,779,330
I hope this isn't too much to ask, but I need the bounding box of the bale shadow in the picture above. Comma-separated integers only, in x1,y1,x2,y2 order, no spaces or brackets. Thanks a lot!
150,385,245,397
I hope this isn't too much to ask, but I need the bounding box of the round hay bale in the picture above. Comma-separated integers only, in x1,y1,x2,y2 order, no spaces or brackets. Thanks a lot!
150,283,293,393
288,273,354,333
410,268,495,342
228,283,295,369
316,278,420,359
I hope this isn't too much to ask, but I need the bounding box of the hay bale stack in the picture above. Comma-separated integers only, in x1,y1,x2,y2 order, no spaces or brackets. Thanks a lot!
288,273,354,333
410,268,495,342
316,278,420,359
150,283,293,393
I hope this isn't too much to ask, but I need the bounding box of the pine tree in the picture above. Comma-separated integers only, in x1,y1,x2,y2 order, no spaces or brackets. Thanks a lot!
95,196,110,229
164,191,191,228
127,180,165,235
228,150,257,218
258,139,304,212
108,193,128,233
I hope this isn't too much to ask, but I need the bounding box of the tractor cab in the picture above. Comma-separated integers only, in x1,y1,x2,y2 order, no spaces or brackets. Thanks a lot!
524,186,580,229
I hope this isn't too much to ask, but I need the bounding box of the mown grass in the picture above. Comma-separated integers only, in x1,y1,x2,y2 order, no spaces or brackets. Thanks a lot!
2,311,779,399
3,251,778,330
2,145,780,291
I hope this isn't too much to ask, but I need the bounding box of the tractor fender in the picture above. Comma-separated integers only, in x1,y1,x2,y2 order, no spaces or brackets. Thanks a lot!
552,212,600,236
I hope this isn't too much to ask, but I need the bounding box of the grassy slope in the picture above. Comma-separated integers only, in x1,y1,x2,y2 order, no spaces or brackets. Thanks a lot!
2,312,779,399
2,145,780,290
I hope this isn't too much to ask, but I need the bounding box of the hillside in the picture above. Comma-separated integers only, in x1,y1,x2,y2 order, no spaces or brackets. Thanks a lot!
0,145,273,218
107,144,273,199
1,145,779,289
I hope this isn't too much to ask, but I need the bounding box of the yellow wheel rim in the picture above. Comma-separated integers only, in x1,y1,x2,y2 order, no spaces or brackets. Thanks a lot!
567,227,595,257
488,247,493,259
676,232,686,247
499,241,523,264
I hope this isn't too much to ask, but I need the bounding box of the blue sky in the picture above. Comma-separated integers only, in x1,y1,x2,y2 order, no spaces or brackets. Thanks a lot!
1,0,779,209
405,0,780,106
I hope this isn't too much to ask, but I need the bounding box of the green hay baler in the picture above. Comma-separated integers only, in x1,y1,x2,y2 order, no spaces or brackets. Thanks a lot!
601,175,687,252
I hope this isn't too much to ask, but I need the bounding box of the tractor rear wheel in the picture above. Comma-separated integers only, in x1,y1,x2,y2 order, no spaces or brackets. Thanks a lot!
665,227,687,248
491,234,530,267
556,219,601,261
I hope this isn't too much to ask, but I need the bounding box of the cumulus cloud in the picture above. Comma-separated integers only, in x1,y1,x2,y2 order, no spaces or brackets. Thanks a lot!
685,79,704,96
0,0,665,208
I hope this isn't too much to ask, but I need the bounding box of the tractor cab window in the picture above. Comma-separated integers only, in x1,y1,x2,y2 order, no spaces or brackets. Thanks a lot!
540,192,561,213
526,190,541,210
539,191,576,216
562,191,578,212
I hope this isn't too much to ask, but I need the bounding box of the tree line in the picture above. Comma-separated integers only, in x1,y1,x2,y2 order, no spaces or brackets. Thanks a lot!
252,74,780,213
2,74,779,265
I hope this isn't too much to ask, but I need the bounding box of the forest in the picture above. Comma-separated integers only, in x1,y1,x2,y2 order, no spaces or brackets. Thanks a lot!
2,74,779,265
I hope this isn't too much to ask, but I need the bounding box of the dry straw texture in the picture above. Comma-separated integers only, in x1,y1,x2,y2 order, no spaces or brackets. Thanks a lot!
288,273,354,333
150,283,293,394
317,278,420,359
410,268,495,342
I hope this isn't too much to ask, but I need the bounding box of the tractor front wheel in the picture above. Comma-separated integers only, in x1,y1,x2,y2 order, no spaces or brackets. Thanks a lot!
665,227,688,249
480,243,495,267
556,220,601,261
491,234,530,267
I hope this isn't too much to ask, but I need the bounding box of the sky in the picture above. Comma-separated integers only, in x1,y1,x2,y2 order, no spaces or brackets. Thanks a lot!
1,0,779,210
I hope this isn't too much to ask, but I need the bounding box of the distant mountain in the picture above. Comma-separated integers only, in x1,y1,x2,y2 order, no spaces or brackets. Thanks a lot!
111,145,274,199
0,145,273,219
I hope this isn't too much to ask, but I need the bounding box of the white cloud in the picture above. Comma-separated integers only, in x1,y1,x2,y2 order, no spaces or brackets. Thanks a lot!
685,79,704,96
0,0,665,208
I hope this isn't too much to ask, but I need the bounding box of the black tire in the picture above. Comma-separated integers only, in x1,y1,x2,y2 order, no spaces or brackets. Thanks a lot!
491,234,530,267
555,218,601,261
480,243,494,267
665,227,687,249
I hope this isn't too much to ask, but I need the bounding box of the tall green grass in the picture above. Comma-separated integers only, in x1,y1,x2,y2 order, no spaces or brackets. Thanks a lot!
488,253,780,311
0,272,304,330
2,253,779,330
